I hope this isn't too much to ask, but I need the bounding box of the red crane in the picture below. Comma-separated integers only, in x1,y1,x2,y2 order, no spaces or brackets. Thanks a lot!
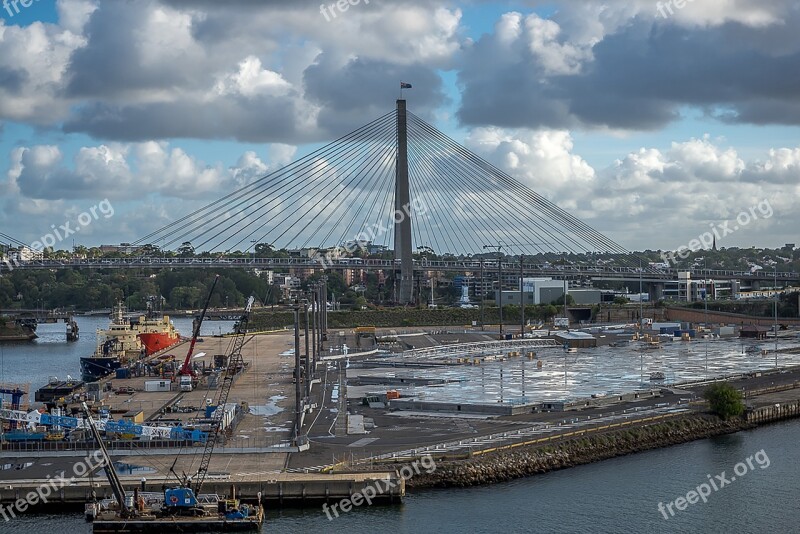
178,275,219,377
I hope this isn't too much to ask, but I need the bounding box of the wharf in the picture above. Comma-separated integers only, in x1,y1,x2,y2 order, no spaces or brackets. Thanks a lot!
0,472,403,507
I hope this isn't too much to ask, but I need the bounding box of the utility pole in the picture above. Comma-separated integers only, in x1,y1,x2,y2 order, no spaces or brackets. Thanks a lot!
639,256,643,328
484,244,503,335
479,258,484,330
520,254,525,337
311,286,317,379
292,299,302,445
774,266,779,368
304,296,311,400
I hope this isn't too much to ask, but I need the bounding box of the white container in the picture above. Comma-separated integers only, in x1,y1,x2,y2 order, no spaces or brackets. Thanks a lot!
144,380,171,392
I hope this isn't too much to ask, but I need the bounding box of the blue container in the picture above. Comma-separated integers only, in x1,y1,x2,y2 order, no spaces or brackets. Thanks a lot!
115,368,130,379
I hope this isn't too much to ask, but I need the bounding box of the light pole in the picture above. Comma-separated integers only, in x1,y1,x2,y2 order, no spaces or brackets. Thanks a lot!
704,258,708,379
774,266,778,368
520,254,525,336
479,258,484,330
483,244,503,335
250,240,256,264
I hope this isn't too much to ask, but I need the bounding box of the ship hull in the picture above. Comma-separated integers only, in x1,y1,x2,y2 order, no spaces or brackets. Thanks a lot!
80,357,122,380
138,332,181,355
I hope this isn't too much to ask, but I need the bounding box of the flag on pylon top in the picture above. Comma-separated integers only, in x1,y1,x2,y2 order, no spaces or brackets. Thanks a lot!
400,82,413,89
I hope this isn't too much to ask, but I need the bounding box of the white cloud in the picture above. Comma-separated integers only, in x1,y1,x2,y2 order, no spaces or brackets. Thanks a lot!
466,126,800,250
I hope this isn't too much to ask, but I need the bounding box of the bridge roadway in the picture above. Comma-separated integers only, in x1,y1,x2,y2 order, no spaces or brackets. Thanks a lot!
3,257,798,283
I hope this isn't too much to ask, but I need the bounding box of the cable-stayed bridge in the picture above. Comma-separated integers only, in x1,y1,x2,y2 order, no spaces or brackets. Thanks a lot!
5,256,796,282
2,102,798,294
129,100,636,303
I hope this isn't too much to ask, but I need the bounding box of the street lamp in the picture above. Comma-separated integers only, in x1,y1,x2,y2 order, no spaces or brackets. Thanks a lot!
774,266,778,368
483,244,503,335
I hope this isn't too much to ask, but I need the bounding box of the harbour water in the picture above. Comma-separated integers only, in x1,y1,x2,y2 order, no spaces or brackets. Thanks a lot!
0,316,236,391
1,318,798,533
4,420,799,533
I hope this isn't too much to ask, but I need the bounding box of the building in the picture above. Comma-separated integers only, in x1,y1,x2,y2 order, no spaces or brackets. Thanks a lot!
663,272,740,301
516,278,566,305
554,331,597,349
569,289,617,305
8,246,43,261
289,266,318,282
740,325,768,339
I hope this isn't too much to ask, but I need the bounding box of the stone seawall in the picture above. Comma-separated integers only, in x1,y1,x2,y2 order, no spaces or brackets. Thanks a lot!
405,415,748,489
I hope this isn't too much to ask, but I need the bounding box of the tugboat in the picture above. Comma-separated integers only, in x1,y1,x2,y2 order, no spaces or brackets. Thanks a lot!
66,317,79,341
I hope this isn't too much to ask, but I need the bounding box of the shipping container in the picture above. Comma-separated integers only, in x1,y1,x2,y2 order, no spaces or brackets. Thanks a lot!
144,380,171,392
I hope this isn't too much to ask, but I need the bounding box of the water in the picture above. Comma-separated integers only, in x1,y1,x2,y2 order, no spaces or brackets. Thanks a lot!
3,421,798,533
0,316,235,392
1,323,798,533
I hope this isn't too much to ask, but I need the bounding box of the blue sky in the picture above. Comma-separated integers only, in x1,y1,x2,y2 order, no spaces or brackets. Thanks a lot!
0,0,799,253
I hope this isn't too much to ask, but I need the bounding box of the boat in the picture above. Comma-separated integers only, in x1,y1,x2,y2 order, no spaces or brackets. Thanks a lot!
66,318,79,341
35,376,84,403
84,290,263,532
0,317,37,341
80,301,182,380
649,371,666,381
80,304,147,380
137,316,180,355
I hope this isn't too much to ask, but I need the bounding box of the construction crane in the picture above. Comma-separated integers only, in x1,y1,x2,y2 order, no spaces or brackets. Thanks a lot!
193,296,254,496
160,296,254,516
81,402,133,518
178,275,219,392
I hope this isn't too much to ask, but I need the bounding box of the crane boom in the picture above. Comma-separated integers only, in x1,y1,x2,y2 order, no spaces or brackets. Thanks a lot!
179,275,220,376
194,296,254,495
81,402,132,517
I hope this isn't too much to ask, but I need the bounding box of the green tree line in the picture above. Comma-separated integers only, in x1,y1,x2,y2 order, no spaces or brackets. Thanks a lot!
0,269,279,311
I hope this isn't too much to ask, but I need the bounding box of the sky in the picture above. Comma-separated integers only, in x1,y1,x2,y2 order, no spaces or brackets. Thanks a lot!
0,0,799,253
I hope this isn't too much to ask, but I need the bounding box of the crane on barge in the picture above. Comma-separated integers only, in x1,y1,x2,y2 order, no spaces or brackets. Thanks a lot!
162,295,256,516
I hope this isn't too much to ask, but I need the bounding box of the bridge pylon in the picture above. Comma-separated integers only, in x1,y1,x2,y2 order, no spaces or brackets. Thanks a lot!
394,99,414,304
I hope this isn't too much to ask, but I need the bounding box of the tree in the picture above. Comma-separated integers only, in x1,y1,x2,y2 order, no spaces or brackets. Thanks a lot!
254,243,274,256
703,383,745,420
177,241,195,257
